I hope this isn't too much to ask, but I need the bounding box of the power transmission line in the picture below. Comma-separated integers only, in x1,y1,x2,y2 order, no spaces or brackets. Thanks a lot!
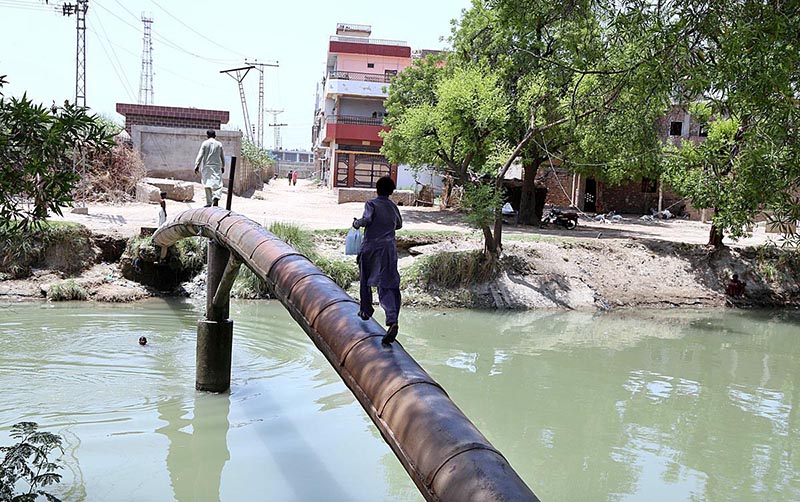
92,0,236,65
0,0,55,11
149,0,246,58
86,23,136,101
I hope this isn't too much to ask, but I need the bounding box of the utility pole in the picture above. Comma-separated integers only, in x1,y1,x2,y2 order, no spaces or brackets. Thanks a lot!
244,59,279,148
266,109,287,150
59,0,89,107
138,14,154,105
220,65,256,143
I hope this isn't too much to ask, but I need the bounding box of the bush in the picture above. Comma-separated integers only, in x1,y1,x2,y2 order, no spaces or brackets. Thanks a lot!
231,265,271,299
269,222,358,290
77,143,146,203
315,256,359,290
268,222,316,257
0,422,65,502
0,74,114,231
406,250,498,288
47,279,88,301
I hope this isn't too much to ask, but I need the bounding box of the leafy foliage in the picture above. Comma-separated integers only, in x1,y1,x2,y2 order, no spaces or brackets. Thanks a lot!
460,183,503,231
46,279,88,301
0,422,64,502
0,75,115,232
654,0,800,243
241,138,276,175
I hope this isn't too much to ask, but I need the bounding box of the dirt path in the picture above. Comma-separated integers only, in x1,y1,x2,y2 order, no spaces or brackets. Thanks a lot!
53,178,778,249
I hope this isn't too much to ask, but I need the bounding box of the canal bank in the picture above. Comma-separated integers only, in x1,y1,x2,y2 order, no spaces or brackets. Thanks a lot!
2,222,800,310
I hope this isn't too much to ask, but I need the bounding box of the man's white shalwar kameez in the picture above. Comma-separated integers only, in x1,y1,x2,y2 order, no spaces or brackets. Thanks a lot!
194,138,225,205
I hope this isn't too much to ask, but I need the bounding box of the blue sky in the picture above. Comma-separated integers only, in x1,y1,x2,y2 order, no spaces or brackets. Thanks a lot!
1,0,470,150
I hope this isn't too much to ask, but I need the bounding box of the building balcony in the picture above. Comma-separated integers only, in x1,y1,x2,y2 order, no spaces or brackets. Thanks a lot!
328,70,395,83
329,114,384,126
324,73,391,99
322,115,390,144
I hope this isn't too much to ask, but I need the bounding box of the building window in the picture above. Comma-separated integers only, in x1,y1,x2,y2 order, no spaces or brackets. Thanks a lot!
641,178,658,193
367,63,374,68
698,124,709,137
384,69,397,77
669,121,683,136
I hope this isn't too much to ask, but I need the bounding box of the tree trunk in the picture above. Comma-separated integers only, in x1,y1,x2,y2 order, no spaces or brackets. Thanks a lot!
518,162,538,225
708,224,725,248
493,217,503,252
481,225,497,255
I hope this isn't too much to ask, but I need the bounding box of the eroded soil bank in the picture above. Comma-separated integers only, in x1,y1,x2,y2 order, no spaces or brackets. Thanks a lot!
2,226,798,310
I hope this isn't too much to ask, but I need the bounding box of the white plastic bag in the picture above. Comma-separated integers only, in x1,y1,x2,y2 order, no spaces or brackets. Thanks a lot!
345,228,363,255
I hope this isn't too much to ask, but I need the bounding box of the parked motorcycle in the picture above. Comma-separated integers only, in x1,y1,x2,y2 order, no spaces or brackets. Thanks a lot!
541,208,578,229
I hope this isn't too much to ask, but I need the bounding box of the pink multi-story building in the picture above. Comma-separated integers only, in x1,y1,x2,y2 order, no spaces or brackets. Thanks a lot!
312,24,412,189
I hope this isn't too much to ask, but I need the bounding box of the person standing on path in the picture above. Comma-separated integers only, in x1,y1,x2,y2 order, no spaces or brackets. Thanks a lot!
292,170,298,186
353,176,403,345
194,130,225,207
287,170,293,185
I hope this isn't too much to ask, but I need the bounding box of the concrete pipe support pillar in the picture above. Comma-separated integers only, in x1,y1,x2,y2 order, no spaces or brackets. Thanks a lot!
196,239,236,392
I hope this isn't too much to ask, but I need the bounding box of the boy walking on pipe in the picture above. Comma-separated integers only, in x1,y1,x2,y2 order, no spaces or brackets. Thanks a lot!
353,176,403,344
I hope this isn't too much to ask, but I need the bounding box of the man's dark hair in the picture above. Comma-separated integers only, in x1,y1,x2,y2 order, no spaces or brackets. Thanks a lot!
376,176,395,196
206,130,216,138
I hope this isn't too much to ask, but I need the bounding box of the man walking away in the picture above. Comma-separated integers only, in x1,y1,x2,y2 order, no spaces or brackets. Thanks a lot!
353,176,403,345
194,130,225,207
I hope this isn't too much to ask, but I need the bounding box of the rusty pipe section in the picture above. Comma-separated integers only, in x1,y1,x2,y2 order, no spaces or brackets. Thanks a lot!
154,208,538,502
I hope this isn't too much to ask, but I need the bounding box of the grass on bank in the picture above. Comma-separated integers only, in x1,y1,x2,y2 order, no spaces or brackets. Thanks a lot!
401,249,499,288
47,279,88,301
232,222,359,298
0,221,93,278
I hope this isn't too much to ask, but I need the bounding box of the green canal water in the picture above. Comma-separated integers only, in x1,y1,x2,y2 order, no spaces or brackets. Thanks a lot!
2,300,799,501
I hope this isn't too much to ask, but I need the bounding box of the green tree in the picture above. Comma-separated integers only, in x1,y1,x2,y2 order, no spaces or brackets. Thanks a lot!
656,0,800,246
0,75,114,232
384,0,676,253
382,60,510,253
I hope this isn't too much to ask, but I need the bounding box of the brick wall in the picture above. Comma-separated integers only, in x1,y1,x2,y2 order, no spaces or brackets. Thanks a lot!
337,188,415,205
116,103,230,135
537,167,575,207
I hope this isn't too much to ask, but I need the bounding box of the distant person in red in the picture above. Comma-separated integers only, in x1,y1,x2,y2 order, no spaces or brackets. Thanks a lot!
287,170,293,185
292,170,298,186
726,274,745,297
353,176,403,345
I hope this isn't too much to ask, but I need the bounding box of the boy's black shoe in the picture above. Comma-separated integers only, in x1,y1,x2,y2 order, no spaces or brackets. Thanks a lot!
357,311,370,321
212,198,219,207
382,324,399,345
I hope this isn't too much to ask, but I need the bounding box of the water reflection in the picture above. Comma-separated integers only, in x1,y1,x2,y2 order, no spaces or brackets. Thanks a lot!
399,309,800,502
2,302,799,501
157,392,231,502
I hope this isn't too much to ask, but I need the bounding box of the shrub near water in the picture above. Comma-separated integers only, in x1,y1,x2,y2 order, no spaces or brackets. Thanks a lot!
47,279,88,301
408,250,498,288
230,222,359,297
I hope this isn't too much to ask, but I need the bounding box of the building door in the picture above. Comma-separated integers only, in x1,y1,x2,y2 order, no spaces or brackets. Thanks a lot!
584,178,597,213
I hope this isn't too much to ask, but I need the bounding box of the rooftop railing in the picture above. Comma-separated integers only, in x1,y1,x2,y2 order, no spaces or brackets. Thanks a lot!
328,114,385,126
330,35,408,47
328,70,394,83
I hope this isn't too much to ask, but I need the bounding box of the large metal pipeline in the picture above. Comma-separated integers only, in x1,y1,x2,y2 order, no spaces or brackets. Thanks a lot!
153,207,538,502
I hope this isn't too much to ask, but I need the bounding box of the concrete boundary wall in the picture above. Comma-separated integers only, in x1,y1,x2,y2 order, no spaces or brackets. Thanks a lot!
131,126,260,196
